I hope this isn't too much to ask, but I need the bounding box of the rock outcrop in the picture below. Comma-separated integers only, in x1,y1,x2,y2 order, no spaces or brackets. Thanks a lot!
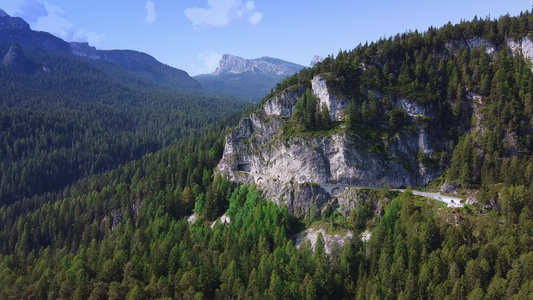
2,42,32,72
311,76,348,121
446,37,533,69
293,228,353,255
195,54,305,101
507,38,533,64
218,36,533,218
217,75,441,217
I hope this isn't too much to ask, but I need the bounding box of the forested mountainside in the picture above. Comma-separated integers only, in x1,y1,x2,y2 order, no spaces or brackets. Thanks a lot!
0,14,248,205
218,11,533,216
2,12,533,300
70,43,202,92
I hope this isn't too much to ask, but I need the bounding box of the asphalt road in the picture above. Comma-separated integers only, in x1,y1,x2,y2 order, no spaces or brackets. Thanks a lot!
396,189,463,207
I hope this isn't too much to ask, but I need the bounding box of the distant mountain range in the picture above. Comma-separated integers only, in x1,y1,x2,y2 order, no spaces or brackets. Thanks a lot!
195,54,305,101
0,8,200,92
0,7,312,101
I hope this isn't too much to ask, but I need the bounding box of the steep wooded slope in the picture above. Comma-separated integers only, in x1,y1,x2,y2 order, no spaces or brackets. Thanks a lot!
0,11,248,205
218,12,533,216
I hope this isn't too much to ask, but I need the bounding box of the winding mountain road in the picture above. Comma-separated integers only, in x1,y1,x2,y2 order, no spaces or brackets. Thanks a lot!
247,172,463,208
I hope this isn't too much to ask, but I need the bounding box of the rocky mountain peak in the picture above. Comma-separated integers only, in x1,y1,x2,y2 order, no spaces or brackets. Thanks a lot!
2,42,31,72
213,54,304,78
214,54,250,75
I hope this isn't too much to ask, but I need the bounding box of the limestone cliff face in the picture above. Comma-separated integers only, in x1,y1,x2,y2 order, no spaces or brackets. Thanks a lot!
311,76,348,121
446,37,533,68
217,75,441,217
213,54,304,78
507,38,533,64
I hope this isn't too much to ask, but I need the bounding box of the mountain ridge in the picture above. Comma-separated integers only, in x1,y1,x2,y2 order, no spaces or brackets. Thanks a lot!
195,54,305,101
0,9,201,91
213,53,304,77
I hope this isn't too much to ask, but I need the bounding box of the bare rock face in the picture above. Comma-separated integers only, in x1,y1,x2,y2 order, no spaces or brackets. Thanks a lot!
440,182,459,194
264,87,304,118
507,38,533,66
311,76,349,121
445,37,533,68
217,75,442,218
445,37,496,55
213,54,304,79
293,228,354,255
2,42,31,72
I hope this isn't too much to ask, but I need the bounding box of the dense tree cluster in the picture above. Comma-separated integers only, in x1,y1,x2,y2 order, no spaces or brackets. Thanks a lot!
3,154,533,298
291,88,331,131
0,48,248,205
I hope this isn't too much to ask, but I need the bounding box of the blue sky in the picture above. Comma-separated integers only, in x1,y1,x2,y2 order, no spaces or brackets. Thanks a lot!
1,0,529,75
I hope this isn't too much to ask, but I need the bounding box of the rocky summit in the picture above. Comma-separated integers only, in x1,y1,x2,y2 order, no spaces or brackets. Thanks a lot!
195,54,305,101
213,54,304,78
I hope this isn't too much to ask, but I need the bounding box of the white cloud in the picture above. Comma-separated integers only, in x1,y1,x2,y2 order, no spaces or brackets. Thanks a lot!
3,0,47,22
199,51,223,73
248,12,262,25
145,0,157,24
184,0,263,27
245,1,255,10
74,29,106,47
33,2,72,39
3,0,106,47
189,51,222,75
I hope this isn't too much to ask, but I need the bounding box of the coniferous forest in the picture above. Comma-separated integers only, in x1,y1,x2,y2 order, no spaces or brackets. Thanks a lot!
3,11,533,300
0,45,248,206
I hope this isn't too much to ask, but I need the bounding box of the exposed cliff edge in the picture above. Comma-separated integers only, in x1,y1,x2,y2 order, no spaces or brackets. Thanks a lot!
217,75,441,217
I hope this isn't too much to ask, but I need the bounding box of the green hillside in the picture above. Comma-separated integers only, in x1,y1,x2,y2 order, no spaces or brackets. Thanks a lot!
0,43,248,205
